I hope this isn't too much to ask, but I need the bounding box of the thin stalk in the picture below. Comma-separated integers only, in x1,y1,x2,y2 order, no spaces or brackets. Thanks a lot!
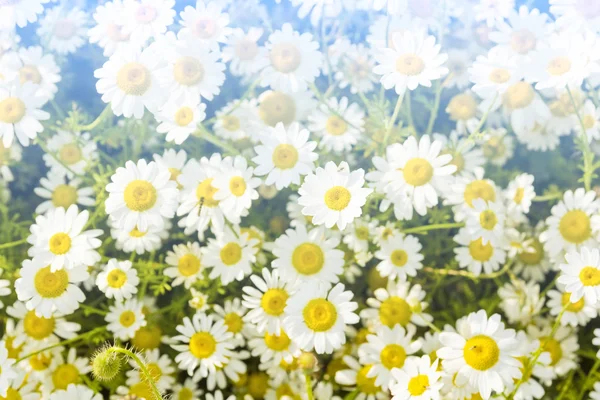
0,238,27,250
110,347,163,400
567,85,596,191
401,222,464,234
76,104,112,132
305,372,314,400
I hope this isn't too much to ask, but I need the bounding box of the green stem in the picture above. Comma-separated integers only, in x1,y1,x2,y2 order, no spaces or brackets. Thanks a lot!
305,372,314,400
195,124,239,155
110,347,163,400
75,104,112,132
401,222,464,234
0,238,27,250
425,79,445,136
424,259,513,280
577,359,600,400
567,85,596,191
532,193,563,202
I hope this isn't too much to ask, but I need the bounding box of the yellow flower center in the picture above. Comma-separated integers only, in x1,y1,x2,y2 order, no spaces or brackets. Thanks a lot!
380,344,407,370
510,29,536,54
261,288,289,316
59,143,83,165
173,56,204,86
447,93,477,121
540,337,562,366
270,43,302,73
129,227,146,238
124,180,157,212
468,238,494,262
220,242,243,266
464,180,496,207
356,365,379,395
292,243,325,275
221,115,240,131
579,266,600,286
325,115,348,136
224,312,244,333
235,39,259,60
559,210,591,244
488,68,511,84
264,331,291,351
196,178,220,207
324,186,351,211
390,250,408,267
35,266,69,298
503,81,535,110
52,364,80,390
272,144,299,169
178,388,194,400
19,65,42,84
259,91,296,126
119,310,137,327
303,298,337,332
174,106,194,127
561,292,585,312
5,336,23,359
463,335,500,370
51,184,78,209
0,387,21,400
0,97,26,124
275,383,300,400
178,254,201,277
49,232,72,255
547,56,572,76
518,239,544,265
583,114,596,130
106,269,127,288
395,54,425,75
513,187,525,204
29,353,52,371
117,62,151,96
229,176,247,197
146,362,162,382
479,209,498,230
132,325,162,350
355,226,369,240
403,158,434,187
129,382,154,400
408,374,430,396
379,296,411,327
23,311,55,340
248,373,269,399
482,136,506,159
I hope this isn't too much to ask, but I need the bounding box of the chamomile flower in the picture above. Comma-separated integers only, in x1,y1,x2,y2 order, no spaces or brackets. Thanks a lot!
212,155,260,224
189,288,209,313
558,246,600,304
390,355,442,400
469,46,521,100
498,280,544,326
2,373,38,400
222,27,268,77
34,173,94,214
96,259,139,302
361,281,433,329
16,258,88,318
0,340,17,396
111,220,166,254
445,167,499,221
44,347,91,393
343,217,378,254
37,7,87,55
308,97,365,154
94,47,165,119
0,0,49,31
358,324,422,390
335,356,388,400
547,285,598,327
155,98,206,145
203,226,258,286
88,0,140,57
272,224,344,285
591,382,600,400
574,99,600,143
121,0,176,44
165,242,204,289
374,232,424,280
213,298,248,342
11,46,60,101
171,313,234,377
433,131,485,179
255,88,316,129
206,390,235,400
178,1,231,50
261,23,322,93
172,378,203,400
248,327,300,368
105,299,146,340
446,92,480,135
152,148,187,189
43,131,98,178
213,99,258,142
335,43,377,94
505,173,535,215
298,161,372,230
438,310,523,399
126,349,176,392
27,204,102,271
0,81,49,147
374,31,448,96
465,199,505,247
527,323,579,378
105,159,178,233
454,227,506,276
284,283,359,354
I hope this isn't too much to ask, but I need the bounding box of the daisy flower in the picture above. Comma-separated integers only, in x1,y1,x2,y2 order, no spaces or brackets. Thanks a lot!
212,155,261,224
358,324,422,390
242,268,296,335
284,283,359,354
94,47,165,119
203,226,258,286
547,285,598,327
335,43,377,94
480,128,515,167
111,220,166,254
474,0,514,27
12,46,61,101
2,373,39,400
374,232,424,280
540,188,600,259
37,7,88,55
550,0,600,33
469,46,521,100
213,99,259,142
527,323,579,378
445,92,480,135
15,258,88,318
335,356,388,400
308,96,364,154
495,80,550,135
121,0,176,44
0,140,21,182
248,327,300,368
454,227,506,277
256,88,316,128
272,224,344,285
445,167,499,221
558,246,600,304
105,299,147,340
172,378,203,400
170,313,234,377
438,310,523,399
50,384,102,400
155,98,206,145
433,131,485,179
390,355,442,400
0,0,49,31
43,347,91,393
88,0,141,57
165,242,204,289
298,161,372,230
464,199,506,247
591,382,600,400
360,280,433,329
0,340,17,396
498,280,544,326
445,48,473,90
188,288,209,313
152,148,188,189
178,1,232,50
505,173,535,215
96,259,139,302
343,217,378,254
105,159,179,233
43,130,98,178
260,23,322,93
27,204,102,271
34,172,94,214
213,298,248,341
222,28,269,77
574,99,600,143
0,81,49,147
374,31,448,96
206,391,235,400
126,349,176,392
252,122,317,190
513,232,551,282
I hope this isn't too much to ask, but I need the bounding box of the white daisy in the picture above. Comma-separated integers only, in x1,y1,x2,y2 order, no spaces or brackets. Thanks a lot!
43,347,91,393
212,155,260,224
11,46,61,101
374,232,423,280
505,173,535,215
0,81,49,147
558,246,600,304
43,130,98,178
343,217,378,254
335,356,389,400
37,7,88,55
222,28,269,77
574,99,600,143
125,349,176,392
0,0,49,31
248,327,300,369
165,242,204,289
308,96,365,154
433,131,485,179
390,355,442,400
34,172,95,214
88,0,142,57
152,148,187,189
203,226,258,286
464,199,506,247
96,259,139,302
105,298,147,340
547,285,598,327
155,98,206,145
335,43,377,95
527,323,579,378
454,227,506,277
498,280,544,326
120,0,176,44
177,1,232,50
213,99,259,142
0,341,17,397
284,282,359,354
445,167,500,221
255,88,316,129
111,220,166,254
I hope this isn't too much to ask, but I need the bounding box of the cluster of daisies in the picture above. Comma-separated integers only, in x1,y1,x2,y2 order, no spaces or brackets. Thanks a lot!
3,0,600,399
